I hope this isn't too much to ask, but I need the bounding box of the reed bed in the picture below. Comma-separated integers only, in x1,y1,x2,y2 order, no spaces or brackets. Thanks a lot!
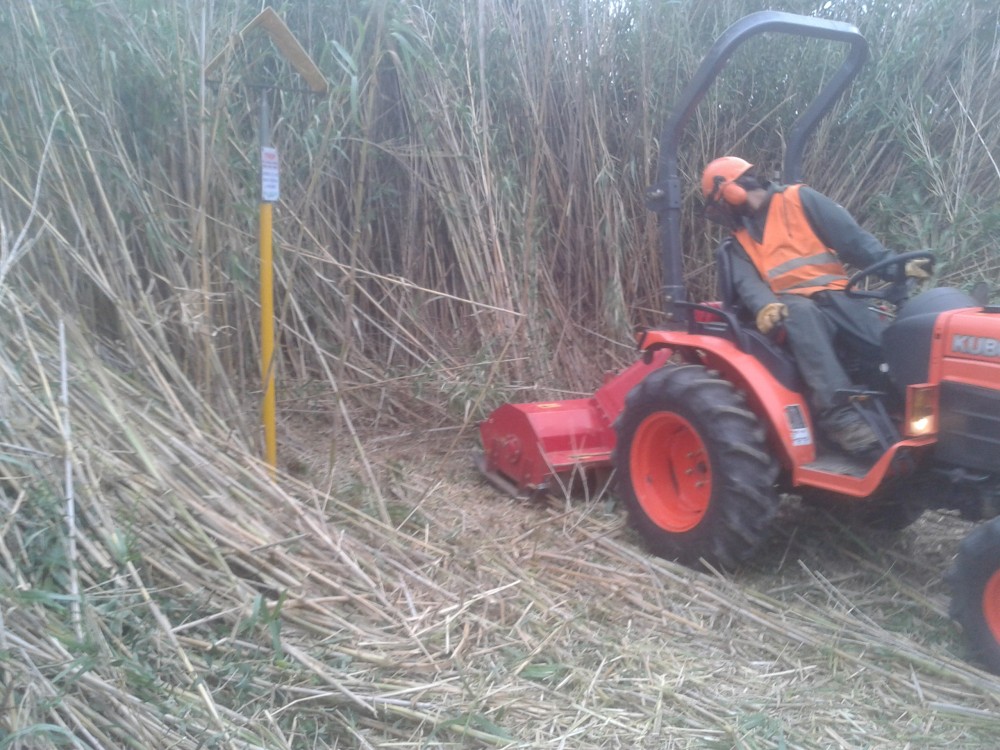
2,0,1000,747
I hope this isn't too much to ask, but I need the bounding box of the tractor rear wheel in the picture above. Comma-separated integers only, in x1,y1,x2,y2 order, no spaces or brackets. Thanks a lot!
947,517,1000,674
614,363,780,569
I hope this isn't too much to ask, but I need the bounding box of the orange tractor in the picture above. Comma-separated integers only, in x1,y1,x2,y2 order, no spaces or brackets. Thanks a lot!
477,11,1000,674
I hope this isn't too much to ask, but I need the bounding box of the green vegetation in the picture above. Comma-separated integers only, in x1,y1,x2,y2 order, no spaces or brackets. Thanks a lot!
1,0,999,747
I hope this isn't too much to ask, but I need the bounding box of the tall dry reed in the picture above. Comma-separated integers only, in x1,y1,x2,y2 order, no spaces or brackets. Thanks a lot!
2,1,1000,746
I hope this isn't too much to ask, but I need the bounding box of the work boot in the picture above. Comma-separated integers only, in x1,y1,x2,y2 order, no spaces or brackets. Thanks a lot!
818,405,880,456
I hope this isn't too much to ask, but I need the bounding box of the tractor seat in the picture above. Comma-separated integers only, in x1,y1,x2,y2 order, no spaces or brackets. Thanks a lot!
703,239,802,392
715,238,751,320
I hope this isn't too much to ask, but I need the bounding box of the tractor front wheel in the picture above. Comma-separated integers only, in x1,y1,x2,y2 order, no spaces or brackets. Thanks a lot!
947,517,1000,674
614,364,780,569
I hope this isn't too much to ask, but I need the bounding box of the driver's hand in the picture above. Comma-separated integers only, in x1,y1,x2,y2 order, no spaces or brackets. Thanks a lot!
756,302,789,335
905,259,932,280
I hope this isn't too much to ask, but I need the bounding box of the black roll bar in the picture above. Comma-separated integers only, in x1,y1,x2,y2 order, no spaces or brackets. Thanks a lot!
645,11,868,324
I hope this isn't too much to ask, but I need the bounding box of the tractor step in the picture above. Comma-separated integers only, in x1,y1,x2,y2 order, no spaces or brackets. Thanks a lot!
801,450,874,478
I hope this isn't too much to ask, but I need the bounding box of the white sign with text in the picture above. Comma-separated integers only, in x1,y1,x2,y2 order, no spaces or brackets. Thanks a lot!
261,146,280,202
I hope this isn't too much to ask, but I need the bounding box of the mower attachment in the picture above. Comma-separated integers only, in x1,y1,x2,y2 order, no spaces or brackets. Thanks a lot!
477,348,672,497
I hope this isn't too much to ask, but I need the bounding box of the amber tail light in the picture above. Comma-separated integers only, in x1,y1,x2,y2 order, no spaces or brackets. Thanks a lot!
904,384,938,437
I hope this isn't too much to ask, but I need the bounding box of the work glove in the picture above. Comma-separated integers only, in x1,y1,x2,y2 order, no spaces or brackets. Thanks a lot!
904,259,932,280
755,302,788,335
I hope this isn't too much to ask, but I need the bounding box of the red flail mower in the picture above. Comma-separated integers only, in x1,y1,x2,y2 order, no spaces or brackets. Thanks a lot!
476,12,1000,675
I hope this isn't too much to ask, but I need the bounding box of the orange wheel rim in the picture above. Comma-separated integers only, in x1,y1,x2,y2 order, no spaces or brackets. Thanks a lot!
630,412,711,533
984,569,1000,643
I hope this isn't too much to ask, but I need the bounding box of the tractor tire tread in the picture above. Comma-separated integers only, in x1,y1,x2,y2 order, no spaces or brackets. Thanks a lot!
614,363,780,569
946,517,1000,675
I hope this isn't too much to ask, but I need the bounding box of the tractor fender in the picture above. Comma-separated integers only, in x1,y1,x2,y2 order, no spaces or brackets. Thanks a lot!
639,329,817,468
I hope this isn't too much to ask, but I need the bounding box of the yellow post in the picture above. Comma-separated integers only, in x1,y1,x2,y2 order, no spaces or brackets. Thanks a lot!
205,7,326,474
259,201,277,470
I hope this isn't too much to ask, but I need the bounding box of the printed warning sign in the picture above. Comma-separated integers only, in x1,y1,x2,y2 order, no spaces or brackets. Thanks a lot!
261,146,280,202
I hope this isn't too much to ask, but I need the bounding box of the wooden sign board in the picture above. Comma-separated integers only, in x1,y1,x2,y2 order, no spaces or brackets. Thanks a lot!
205,7,327,94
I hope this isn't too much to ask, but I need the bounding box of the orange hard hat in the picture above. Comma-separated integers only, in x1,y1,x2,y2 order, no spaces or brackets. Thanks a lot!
701,156,754,205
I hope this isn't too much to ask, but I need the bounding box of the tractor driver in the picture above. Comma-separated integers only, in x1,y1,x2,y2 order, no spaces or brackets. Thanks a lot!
700,156,930,457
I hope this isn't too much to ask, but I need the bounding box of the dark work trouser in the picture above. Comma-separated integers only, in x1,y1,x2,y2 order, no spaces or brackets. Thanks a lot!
778,291,886,415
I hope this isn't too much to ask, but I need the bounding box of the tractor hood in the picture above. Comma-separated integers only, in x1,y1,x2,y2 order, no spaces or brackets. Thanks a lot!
883,291,1000,473
936,306,1000,472
945,319,1000,363
882,287,979,392
937,305,1000,384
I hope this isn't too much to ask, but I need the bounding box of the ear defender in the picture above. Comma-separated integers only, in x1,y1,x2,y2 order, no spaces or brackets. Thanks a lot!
710,174,748,206
721,179,748,206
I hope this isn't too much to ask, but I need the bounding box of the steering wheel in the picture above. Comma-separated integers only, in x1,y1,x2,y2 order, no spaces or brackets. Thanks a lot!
844,250,936,306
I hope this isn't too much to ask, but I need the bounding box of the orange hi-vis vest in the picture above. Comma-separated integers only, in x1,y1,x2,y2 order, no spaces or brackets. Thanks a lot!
733,185,850,297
